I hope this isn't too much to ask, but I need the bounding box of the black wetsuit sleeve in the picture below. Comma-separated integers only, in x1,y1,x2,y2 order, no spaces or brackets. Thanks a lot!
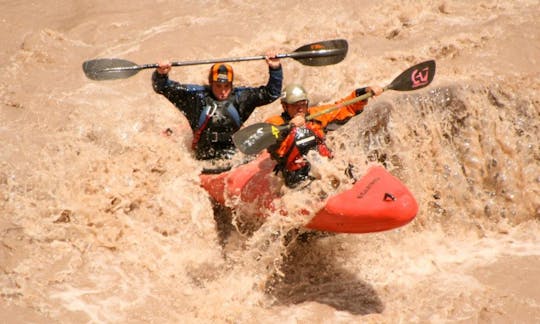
266,66,283,100
355,87,369,97
152,71,185,101
234,66,283,120
152,71,169,92
152,71,207,128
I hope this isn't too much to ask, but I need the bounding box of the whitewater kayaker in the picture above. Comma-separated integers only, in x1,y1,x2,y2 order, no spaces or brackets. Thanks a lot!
266,83,383,188
152,51,282,160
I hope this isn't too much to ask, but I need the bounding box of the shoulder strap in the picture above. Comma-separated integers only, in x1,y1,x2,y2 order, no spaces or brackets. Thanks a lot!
224,101,241,128
197,100,217,128
192,100,217,149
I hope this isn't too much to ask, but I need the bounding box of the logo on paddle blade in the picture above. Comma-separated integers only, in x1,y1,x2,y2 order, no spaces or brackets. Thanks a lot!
243,127,266,147
271,125,280,139
411,67,430,88
310,44,325,50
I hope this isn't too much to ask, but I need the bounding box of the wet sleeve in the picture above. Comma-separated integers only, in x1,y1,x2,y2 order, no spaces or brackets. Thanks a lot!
240,66,283,108
265,66,283,101
310,90,368,127
346,87,370,114
355,87,369,97
152,71,171,94
152,71,197,105
233,67,283,121
265,115,285,126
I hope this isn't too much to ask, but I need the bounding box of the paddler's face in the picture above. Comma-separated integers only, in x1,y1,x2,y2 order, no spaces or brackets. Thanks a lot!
284,100,308,118
211,81,232,101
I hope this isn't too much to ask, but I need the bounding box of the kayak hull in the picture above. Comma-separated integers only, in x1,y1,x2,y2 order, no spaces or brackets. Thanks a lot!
200,153,417,234
306,166,417,233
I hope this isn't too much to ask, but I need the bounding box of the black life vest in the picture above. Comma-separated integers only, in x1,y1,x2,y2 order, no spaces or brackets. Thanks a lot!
192,96,242,149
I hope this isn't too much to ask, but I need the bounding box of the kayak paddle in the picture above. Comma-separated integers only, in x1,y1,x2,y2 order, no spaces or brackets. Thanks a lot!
82,39,348,81
232,60,436,155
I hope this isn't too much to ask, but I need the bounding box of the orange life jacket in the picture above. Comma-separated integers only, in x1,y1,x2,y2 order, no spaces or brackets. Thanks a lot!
265,89,368,173
271,121,332,172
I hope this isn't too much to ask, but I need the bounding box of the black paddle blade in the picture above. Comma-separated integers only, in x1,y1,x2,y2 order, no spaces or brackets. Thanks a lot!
82,58,141,80
290,39,348,66
387,60,436,91
233,123,285,155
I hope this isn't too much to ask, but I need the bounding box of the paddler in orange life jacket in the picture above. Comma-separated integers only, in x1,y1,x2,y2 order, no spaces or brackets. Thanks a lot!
266,83,383,188
152,51,282,160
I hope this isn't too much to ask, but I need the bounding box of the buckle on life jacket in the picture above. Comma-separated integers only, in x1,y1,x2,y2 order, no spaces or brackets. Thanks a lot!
209,131,220,142
206,131,231,143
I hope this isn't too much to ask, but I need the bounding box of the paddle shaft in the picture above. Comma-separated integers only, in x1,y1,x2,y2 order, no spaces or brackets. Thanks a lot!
307,88,377,121
98,48,344,72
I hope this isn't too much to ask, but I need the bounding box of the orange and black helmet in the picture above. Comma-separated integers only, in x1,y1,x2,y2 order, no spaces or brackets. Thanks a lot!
208,63,234,84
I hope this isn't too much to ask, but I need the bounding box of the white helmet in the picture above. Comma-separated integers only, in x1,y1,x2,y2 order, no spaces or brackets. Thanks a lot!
281,84,308,104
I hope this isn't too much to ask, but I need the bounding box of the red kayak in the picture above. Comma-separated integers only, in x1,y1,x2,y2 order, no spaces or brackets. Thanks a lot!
200,153,418,234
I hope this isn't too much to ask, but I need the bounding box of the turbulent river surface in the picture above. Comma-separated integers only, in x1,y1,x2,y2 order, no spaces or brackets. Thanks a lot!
1,1,539,323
